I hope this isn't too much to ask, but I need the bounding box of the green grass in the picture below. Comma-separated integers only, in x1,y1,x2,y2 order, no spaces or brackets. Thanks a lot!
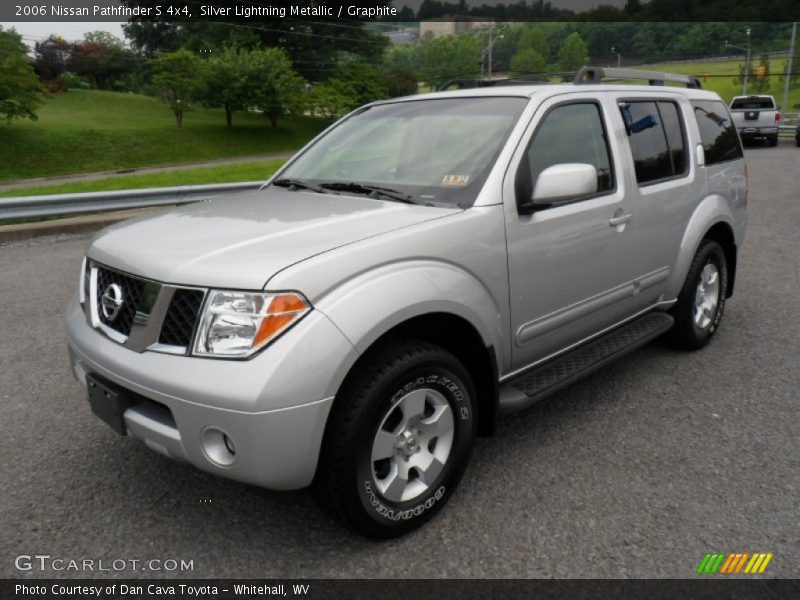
0,90,328,183
640,59,800,108
0,160,286,198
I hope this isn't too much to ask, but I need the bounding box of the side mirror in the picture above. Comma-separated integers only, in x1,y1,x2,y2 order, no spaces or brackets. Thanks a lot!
529,163,598,206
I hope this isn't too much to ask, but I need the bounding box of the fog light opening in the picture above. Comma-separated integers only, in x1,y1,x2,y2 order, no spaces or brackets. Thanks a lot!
200,427,237,467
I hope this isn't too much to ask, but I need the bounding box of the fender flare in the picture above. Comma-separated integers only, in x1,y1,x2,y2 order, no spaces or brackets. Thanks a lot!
668,195,737,299
310,260,506,404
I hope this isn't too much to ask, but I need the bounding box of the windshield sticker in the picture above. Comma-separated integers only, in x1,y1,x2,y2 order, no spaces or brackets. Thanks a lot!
442,175,470,186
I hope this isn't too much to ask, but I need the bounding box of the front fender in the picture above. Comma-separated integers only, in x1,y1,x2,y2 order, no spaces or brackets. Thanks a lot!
667,194,738,299
313,260,504,365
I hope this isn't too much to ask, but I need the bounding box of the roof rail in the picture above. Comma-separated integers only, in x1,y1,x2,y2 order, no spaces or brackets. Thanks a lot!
438,71,577,91
574,66,702,89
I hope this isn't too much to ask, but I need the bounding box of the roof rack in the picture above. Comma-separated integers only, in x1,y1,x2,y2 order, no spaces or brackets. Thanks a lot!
574,67,702,89
438,71,577,91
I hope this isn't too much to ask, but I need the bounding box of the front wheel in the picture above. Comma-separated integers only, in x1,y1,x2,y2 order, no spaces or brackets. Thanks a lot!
314,339,477,538
667,239,728,350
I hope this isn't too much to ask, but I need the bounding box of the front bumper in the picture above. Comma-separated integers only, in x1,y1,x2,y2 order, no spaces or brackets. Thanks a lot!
66,294,358,490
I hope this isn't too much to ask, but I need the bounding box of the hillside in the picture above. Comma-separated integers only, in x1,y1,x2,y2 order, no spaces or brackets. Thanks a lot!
0,90,329,183
640,58,800,107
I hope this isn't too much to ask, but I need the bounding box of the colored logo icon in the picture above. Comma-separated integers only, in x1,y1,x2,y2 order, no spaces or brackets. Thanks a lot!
697,552,773,574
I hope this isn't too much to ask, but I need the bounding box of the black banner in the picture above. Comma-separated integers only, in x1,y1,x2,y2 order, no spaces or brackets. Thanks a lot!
2,0,800,22
3,579,800,600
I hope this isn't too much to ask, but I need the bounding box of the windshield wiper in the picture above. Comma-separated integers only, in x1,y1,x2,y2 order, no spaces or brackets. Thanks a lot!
318,182,417,205
272,178,327,194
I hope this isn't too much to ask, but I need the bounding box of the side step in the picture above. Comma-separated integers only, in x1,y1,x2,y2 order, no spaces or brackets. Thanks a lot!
499,312,674,414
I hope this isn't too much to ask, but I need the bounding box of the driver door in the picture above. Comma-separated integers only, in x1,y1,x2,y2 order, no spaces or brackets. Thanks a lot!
503,93,645,370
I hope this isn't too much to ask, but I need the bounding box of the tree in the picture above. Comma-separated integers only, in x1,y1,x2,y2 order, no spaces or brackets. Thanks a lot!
151,49,206,127
70,32,139,90
383,68,419,98
83,31,124,48
204,49,252,127
328,63,388,110
34,35,73,82
517,25,550,61
307,81,355,119
510,48,546,76
418,35,482,89
248,48,306,128
751,53,771,93
0,27,44,123
558,32,589,76
734,53,771,94
510,25,550,76
120,1,389,79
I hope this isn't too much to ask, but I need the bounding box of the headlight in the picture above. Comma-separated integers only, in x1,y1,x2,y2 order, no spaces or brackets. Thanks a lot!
193,290,311,359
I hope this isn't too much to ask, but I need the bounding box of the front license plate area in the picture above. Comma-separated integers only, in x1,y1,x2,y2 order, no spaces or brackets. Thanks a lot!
86,373,132,435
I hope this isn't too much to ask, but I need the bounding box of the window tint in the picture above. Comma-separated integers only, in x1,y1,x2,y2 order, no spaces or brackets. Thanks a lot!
619,101,688,184
657,101,687,176
691,100,744,165
517,102,614,204
619,101,671,183
731,97,775,109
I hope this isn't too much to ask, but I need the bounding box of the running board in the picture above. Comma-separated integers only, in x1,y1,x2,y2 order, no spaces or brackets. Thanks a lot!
499,312,674,414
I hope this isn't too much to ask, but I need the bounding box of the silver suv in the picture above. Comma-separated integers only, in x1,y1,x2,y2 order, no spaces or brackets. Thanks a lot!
66,68,747,538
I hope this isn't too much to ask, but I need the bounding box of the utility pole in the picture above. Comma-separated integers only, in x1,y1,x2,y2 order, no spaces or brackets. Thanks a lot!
781,22,797,113
488,26,493,80
743,27,751,95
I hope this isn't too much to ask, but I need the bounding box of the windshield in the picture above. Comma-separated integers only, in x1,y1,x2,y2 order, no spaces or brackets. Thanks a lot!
731,97,775,109
277,97,528,207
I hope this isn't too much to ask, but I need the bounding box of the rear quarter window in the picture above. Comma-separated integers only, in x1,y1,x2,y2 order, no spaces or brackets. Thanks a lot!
691,100,744,166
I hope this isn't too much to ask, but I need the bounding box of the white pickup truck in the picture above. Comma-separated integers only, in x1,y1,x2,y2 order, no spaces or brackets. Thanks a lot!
729,95,781,146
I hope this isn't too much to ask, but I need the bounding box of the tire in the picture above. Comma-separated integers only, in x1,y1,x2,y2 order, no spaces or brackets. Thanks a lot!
768,135,778,147
667,239,728,350
795,138,800,147
313,338,477,538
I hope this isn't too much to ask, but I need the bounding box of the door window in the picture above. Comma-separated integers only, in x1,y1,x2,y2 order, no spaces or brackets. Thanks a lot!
619,100,687,185
516,102,614,206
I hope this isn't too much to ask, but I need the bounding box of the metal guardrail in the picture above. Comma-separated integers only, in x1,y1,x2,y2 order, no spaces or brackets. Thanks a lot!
0,181,264,221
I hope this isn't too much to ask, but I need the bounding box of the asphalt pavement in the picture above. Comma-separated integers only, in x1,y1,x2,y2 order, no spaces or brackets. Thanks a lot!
1,142,798,579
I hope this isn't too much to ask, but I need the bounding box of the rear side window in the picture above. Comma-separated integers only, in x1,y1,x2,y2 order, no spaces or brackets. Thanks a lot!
691,100,744,165
731,97,775,110
618,100,687,185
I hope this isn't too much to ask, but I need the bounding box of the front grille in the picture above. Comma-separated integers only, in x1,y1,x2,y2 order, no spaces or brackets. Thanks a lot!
159,289,205,348
95,266,146,336
90,262,206,352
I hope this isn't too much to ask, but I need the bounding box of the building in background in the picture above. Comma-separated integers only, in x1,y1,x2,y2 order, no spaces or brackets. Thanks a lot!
420,16,493,39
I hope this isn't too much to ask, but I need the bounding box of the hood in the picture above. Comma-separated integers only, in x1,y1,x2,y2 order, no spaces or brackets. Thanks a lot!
87,188,460,290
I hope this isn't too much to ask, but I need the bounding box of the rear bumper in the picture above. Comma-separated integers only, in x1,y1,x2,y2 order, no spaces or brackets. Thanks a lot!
737,126,779,137
66,293,358,490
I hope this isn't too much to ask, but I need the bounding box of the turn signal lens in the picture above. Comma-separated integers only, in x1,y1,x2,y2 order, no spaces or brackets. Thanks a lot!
194,290,310,359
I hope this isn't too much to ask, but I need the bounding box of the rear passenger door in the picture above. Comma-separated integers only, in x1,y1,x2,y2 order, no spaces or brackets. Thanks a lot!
608,94,699,305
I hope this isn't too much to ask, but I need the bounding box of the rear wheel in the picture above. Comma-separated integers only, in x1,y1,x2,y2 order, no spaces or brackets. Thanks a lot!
768,135,778,147
314,339,476,538
667,239,728,350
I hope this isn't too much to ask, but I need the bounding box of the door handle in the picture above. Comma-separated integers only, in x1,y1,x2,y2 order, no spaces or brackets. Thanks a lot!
609,212,633,227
